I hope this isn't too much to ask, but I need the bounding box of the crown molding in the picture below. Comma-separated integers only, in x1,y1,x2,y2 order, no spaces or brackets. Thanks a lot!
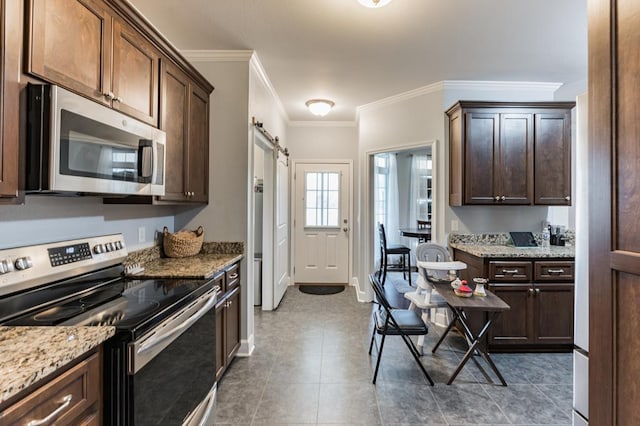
356,80,564,117
181,50,253,62
357,81,445,114
442,80,563,92
249,53,289,123
288,121,357,128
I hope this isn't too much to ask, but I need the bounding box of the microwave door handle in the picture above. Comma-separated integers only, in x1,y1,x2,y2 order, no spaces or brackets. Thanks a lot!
138,139,153,183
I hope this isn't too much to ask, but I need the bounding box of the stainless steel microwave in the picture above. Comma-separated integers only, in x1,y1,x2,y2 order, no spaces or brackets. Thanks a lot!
26,84,165,196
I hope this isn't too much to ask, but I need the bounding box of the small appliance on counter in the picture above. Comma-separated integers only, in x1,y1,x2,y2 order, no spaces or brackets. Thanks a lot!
0,234,218,425
508,231,538,248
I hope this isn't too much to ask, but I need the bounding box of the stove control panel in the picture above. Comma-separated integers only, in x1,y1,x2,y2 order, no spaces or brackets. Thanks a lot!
48,243,92,267
0,234,127,297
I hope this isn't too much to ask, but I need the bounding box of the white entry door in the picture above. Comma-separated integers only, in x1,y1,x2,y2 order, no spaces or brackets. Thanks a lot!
294,162,350,284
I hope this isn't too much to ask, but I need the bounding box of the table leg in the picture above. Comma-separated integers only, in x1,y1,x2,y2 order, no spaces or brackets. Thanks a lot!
432,309,460,353
474,312,508,386
445,310,507,386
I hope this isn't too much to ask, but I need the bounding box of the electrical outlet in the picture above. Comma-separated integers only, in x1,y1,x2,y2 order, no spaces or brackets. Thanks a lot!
451,220,459,232
138,226,146,243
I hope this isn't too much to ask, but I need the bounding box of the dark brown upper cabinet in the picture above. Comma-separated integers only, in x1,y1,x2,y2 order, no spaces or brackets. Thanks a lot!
23,0,214,205
533,111,572,205
0,0,22,203
28,0,160,125
158,61,209,203
447,101,575,206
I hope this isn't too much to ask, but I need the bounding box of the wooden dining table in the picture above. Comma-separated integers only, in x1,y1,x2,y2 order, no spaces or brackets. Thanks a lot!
431,282,511,386
398,227,431,242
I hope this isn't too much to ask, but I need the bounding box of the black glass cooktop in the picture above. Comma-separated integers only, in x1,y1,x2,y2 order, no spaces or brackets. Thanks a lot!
1,268,216,336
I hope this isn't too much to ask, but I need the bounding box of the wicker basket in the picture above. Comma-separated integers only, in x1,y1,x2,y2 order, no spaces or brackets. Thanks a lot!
163,226,204,258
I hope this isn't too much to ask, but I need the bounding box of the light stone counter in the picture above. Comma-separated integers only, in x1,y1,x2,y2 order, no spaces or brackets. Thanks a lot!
449,242,575,258
129,253,243,279
0,326,115,404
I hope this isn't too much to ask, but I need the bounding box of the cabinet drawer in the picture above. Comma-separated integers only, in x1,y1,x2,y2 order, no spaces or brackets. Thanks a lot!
489,261,532,282
225,262,240,293
534,261,575,281
1,351,101,425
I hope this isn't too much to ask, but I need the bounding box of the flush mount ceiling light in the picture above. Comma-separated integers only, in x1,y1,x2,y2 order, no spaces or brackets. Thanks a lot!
305,99,335,116
357,0,393,8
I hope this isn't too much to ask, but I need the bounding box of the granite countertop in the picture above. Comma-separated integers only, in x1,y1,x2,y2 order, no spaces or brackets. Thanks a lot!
449,242,575,258
128,253,243,279
0,326,115,405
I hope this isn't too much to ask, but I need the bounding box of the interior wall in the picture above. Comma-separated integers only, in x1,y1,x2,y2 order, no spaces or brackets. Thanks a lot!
175,60,250,240
286,123,359,283
174,58,252,352
0,197,174,251
554,79,588,101
356,82,576,297
357,90,446,296
248,56,290,314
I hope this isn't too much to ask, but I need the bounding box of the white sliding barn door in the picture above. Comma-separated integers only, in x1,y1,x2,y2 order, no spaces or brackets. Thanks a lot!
273,155,289,307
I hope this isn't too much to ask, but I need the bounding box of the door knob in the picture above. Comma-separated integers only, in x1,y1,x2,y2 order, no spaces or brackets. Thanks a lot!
500,195,506,201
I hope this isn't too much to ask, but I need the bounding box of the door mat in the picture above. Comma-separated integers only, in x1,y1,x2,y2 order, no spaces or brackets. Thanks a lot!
298,285,345,295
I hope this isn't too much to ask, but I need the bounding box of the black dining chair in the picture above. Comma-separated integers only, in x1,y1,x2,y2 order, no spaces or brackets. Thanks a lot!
417,219,431,229
368,274,434,386
377,223,411,286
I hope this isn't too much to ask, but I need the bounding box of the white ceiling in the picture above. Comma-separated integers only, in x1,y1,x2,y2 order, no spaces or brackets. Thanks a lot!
129,0,587,122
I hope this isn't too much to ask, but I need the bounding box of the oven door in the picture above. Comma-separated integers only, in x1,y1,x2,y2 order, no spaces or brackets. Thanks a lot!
129,286,218,425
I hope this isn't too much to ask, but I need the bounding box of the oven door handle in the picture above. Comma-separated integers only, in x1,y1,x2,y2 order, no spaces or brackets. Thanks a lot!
137,288,218,355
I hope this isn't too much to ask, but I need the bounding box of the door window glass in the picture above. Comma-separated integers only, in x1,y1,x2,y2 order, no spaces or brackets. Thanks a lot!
305,172,340,227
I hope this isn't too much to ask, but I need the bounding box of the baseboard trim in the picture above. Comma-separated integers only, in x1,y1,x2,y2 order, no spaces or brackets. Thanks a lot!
237,334,255,357
352,276,372,302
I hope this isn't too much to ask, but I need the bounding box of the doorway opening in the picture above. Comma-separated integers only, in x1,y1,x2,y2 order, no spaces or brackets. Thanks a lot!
366,140,438,291
249,126,289,314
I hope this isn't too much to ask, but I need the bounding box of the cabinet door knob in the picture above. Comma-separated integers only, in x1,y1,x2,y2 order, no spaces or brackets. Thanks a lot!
114,96,124,103
103,92,114,99
565,196,571,201
494,195,500,201
529,288,534,295
535,288,540,295
500,195,506,201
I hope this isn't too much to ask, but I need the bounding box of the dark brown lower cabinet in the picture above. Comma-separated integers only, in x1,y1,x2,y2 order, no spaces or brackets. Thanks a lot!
215,261,242,381
489,282,574,348
453,249,574,351
489,284,533,345
216,286,241,381
0,349,102,425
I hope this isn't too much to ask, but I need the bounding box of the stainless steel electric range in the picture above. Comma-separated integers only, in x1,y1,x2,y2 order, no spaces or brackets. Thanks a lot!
0,234,219,425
